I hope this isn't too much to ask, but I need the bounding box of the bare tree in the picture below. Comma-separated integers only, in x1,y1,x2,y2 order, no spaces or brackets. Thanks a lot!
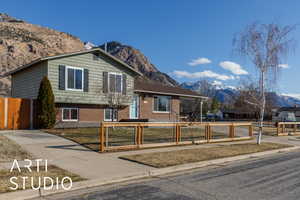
234,23,296,144
107,93,130,121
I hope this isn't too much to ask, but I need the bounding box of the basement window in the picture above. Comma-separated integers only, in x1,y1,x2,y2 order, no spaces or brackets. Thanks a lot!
62,108,78,121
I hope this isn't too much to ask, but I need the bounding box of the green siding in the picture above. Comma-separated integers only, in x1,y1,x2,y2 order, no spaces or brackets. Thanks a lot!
47,52,135,105
11,61,48,99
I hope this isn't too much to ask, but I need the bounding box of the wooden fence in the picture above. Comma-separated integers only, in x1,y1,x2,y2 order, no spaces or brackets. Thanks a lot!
0,97,33,130
277,122,300,136
99,122,253,152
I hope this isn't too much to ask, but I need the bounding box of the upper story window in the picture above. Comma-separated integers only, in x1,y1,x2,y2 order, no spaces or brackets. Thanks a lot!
66,66,83,91
109,72,122,93
153,95,171,112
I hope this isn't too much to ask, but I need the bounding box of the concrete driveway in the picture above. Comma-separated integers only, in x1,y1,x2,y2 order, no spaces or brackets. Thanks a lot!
1,130,153,180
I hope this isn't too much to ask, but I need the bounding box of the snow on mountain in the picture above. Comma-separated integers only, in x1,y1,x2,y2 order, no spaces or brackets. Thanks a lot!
180,80,300,107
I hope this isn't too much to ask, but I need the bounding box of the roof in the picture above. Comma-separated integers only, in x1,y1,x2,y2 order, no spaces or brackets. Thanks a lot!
278,107,300,112
5,48,142,76
134,79,207,99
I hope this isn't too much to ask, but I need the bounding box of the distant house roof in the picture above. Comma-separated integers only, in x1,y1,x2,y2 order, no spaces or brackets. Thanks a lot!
134,79,207,99
278,107,300,112
5,48,142,76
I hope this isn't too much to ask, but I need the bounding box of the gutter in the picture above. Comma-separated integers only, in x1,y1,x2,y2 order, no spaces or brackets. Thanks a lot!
134,89,208,99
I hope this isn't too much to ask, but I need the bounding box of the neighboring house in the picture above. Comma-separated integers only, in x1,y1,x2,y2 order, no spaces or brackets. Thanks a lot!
7,48,206,127
272,107,299,122
206,110,223,121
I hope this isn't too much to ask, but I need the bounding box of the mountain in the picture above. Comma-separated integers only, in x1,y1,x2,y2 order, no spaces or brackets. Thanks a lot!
0,13,85,96
99,41,178,86
181,80,300,107
0,14,178,96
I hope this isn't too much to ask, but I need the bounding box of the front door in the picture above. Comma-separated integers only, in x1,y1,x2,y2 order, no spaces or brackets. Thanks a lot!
130,95,139,119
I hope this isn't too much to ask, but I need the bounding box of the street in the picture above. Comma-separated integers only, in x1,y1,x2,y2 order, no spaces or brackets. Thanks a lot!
35,150,300,200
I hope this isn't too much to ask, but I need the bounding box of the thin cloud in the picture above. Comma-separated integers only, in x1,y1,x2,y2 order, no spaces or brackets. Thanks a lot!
282,93,300,100
212,80,222,86
188,57,211,66
279,64,289,69
219,61,248,75
173,70,235,81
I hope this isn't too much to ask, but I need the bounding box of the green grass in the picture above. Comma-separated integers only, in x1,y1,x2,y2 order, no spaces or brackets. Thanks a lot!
46,127,227,152
120,142,292,168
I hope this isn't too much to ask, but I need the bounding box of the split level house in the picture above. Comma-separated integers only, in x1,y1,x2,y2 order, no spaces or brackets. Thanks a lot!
7,48,206,128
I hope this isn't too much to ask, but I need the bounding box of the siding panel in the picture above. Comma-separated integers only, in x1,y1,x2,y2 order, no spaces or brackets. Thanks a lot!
47,53,135,105
11,61,48,99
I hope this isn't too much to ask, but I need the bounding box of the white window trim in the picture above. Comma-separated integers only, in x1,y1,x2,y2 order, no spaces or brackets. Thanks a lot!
65,66,84,91
108,72,123,93
153,95,171,113
104,108,118,122
62,108,79,122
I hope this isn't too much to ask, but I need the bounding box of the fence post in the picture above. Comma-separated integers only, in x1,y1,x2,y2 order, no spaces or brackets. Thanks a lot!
175,124,179,144
136,125,141,148
99,123,105,152
178,125,181,143
205,124,210,142
282,124,285,134
140,126,144,145
249,125,253,137
277,123,280,136
230,124,235,138
294,124,297,135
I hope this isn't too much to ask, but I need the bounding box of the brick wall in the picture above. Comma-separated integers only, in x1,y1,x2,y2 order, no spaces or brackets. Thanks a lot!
138,94,180,122
54,94,180,127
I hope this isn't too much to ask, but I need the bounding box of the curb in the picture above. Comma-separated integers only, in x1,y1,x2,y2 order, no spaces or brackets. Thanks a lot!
1,146,299,200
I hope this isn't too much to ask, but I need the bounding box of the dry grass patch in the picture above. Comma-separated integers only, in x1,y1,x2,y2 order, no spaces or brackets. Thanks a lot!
0,165,85,193
120,142,292,168
46,127,227,151
0,135,33,163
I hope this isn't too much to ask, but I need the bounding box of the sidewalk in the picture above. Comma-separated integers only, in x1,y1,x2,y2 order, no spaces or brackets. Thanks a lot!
2,130,300,179
0,130,300,200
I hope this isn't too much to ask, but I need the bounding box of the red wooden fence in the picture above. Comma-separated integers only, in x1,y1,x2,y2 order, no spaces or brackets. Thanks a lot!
0,97,32,130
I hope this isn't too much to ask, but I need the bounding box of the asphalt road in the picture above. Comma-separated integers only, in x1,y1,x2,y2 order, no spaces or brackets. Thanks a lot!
35,150,300,200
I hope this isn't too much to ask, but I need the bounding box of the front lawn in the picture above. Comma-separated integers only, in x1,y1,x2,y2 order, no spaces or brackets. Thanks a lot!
46,127,227,152
120,142,292,168
0,165,85,193
0,135,34,163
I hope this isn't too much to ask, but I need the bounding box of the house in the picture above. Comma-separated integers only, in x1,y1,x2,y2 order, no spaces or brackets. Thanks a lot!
272,107,299,122
7,48,206,127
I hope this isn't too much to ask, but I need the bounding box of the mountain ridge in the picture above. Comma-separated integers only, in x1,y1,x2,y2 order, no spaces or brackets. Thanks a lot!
0,14,178,96
180,80,300,107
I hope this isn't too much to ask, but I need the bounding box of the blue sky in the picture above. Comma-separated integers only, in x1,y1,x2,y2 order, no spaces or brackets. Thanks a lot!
2,0,300,97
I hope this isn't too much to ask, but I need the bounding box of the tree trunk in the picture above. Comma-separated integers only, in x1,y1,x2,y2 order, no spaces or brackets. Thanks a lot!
257,71,266,145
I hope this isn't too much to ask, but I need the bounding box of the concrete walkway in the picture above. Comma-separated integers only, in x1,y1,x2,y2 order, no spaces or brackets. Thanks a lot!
1,130,154,180
1,129,300,181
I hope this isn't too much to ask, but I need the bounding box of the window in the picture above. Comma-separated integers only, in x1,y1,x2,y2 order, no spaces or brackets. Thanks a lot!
66,66,83,90
104,108,118,121
108,73,122,93
62,108,78,121
153,96,170,112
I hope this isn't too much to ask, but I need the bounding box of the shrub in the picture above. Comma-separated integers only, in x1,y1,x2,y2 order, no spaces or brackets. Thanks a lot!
37,76,56,128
